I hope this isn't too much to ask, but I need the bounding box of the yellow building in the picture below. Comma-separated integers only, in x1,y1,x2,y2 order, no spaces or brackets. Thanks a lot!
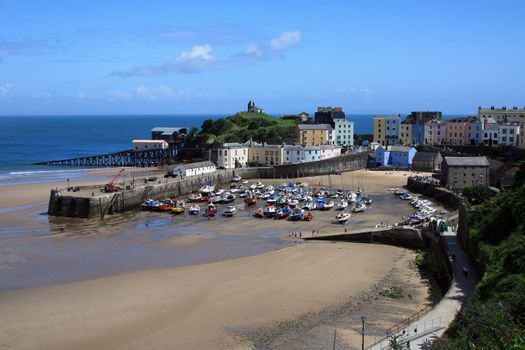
297,124,333,146
248,144,284,166
399,123,413,145
373,117,387,145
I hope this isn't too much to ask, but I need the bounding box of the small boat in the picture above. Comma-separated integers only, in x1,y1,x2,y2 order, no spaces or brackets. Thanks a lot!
362,196,373,205
302,201,317,211
275,207,292,219
210,195,222,204
256,181,265,189
244,196,257,206
336,212,351,224
353,203,366,213
171,200,186,214
200,185,215,195
223,205,237,217
336,199,348,210
320,201,334,211
206,203,218,217
388,188,400,192
266,194,277,204
158,199,174,212
188,204,200,215
254,207,264,218
242,180,248,184
288,208,304,221
263,205,277,218
187,193,202,202
400,193,413,200
303,211,313,221
221,193,236,204
141,199,158,210
394,189,405,196
288,199,299,208
232,175,242,182
199,196,209,202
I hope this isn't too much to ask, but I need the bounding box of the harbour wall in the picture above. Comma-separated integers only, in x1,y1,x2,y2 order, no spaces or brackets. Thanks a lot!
48,152,369,219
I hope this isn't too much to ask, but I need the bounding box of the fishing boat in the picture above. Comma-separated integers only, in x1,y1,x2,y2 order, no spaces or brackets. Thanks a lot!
242,180,249,185
276,196,287,206
266,194,277,204
188,204,200,215
288,199,299,208
320,201,334,211
244,196,257,206
288,208,304,221
223,205,237,217
210,195,222,204
256,181,265,189
388,188,400,192
200,185,215,195
275,206,291,219
232,175,242,182
302,201,317,211
263,205,277,218
206,203,218,217
362,195,373,205
158,199,174,212
141,199,159,210
353,203,366,213
254,207,264,218
303,211,313,221
336,212,351,224
221,193,236,204
171,200,186,214
199,195,209,202
400,193,413,200
187,193,202,202
336,199,348,210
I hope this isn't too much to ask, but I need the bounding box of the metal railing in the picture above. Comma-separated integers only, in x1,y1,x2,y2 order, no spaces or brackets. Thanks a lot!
368,316,442,350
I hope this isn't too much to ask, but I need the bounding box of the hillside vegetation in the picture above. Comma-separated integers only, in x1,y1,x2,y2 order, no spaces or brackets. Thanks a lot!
185,112,299,149
434,163,525,349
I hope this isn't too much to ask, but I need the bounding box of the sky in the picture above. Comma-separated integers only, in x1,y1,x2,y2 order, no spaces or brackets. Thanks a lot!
0,0,524,116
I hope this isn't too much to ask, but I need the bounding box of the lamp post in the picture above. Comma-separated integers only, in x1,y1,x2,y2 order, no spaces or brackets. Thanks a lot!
361,315,367,350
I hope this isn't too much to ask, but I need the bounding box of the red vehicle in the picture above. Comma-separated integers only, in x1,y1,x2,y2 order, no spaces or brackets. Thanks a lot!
303,211,314,221
103,168,125,193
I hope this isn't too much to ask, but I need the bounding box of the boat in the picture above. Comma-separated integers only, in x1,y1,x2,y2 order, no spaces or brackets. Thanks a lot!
288,199,299,208
275,206,292,219
263,205,277,218
221,193,236,204
303,211,313,221
336,212,351,224
232,175,242,182
187,193,202,202
244,196,257,205
200,185,215,195
188,204,200,215
388,188,400,192
254,207,264,218
171,200,186,214
141,199,159,210
400,193,413,200
302,201,317,211
206,203,218,217
362,195,373,205
336,199,348,210
394,189,405,196
158,199,174,212
242,180,249,185
210,195,222,204
223,205,237,217
266,194,277,204
353,203,366,213
288,208,304,221
320,201,334,211
256,181,265,189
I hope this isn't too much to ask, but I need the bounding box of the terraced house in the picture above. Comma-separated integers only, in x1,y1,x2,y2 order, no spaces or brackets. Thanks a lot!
297,124,333,146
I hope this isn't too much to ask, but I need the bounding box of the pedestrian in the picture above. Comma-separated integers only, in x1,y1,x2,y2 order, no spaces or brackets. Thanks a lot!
451,253,456,264
312,229,315,236
316,229,319,235
299,231,302,238
462,266,469,278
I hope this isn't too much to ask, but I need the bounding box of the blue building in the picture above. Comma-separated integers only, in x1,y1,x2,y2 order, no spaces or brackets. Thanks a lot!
374,145,417,169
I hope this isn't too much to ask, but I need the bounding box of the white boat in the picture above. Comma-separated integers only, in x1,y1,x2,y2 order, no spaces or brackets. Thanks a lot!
210,195,222,204
223,205,237,217
336,212,351,224
188,204,200,215
288,199,299,208
302,201,317,211
336,199,348,210
256,181,265,189
200,185,215,194
232,175,242,182
242,180,249,184
320,201,335,210
353,203,367,213
187,193,202,202
249,184,257,190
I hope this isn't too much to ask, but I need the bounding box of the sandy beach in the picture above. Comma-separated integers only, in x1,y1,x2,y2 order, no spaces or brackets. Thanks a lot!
0,169,434,349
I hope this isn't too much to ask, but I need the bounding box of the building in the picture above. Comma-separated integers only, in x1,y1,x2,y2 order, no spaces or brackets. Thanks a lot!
399,122,413,145
131,140,169,152
247,100,263,113
333,118,354,146
298,112,310,122
405,111,442,145
373,115,400,146
215,143,248,169
303,146,321,162
424,119,447,145
151,127,187,156
445,118,468,145
477,106,525,123
374,145,417,169
173,161,216,177
441,156,490,190
464,116,483,145
498,122,521,147
314,106,346,127
319,144,342,160
297,124,333,146
483,123,499,146
283,145,305,164
247,143,284,166
520,118,525,149
412,151,443,172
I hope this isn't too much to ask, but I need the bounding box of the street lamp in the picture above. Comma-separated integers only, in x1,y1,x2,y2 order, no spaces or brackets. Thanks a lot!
360,315,367,350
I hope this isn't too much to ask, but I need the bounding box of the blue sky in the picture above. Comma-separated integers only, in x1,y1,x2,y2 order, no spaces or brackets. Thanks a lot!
0,0,524,115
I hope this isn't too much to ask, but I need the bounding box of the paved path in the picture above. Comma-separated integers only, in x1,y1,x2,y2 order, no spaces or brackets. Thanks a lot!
368,229,478,349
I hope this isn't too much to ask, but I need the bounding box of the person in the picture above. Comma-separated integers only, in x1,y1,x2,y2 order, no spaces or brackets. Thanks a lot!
463,266,469,278
344,225,348,233
299,231,302,238
451,253,456,264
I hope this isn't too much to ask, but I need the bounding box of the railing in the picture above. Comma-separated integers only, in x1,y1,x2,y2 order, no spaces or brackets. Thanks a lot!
368,316,442,350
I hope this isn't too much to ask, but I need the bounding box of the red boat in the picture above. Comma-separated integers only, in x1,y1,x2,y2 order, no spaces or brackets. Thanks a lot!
206,203,218,217
244,197,257,205
157,199,174,212
303,211,314,221
254,208,264,218
199,196,209,202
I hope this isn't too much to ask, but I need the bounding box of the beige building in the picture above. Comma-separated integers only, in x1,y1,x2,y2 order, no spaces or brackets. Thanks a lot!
445,118,467,145
297,124,333,146
478,106,525,123
248,144,284,166
399,123,413,145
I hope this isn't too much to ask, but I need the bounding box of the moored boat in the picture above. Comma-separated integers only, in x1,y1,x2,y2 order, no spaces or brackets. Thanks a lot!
336,212,351,224
188,204,200,215
303,211,313,221
244,196,257,205
263,204,277,218
254,207,264,218
206,203,218,217
158,199,174,212
336,199,348,210
232,175,242,182
220,193,236,204
275,206,291,219
171,200,186,214
141,199,159,210
223,205,237,217
288,208,304,221
187,193,202,202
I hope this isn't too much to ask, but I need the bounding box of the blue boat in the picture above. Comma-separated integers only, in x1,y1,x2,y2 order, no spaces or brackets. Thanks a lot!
288,208,304,221
275,206,291,219
141,199,159,210
317,196,325,210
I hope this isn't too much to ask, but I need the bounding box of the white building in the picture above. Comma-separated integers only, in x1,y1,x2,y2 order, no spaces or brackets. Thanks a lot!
174,161,216,177
303,146,321,162
320,144,342,160
215,143,248,169
334,118,354,146
498,122,521,147
132,140,169,152
283,145,305,164
483,123,499,146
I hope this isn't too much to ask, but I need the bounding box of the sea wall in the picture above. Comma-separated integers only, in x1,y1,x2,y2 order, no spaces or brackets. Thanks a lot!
48,152,369,219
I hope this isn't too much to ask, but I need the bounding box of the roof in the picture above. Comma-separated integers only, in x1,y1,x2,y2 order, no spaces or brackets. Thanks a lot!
222,142,246,148
177,161,215,170
297,124,333,130
132,139,167,143
444,156,489,167
320,144,341,150
488,159,505,171
151,127,186,135
387,145,414,153
283,145,304,150
304,146,320,150
413,151,441,162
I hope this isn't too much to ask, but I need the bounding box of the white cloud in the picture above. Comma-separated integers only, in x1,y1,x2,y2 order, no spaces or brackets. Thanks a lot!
177,44,215,62
0,83,13,96
269,31,301,50
244,44,263,58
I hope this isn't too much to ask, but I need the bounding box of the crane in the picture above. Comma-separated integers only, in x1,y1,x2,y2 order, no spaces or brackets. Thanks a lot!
103,168,126,193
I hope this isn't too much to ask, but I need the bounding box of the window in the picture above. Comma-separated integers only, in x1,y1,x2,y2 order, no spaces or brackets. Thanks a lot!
510,129,515,134
503,129,507,134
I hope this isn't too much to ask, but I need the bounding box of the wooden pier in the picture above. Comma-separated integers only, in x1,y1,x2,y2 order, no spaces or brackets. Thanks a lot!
34,148,175,167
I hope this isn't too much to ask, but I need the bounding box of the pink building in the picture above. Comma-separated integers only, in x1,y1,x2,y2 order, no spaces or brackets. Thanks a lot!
424,119,447,145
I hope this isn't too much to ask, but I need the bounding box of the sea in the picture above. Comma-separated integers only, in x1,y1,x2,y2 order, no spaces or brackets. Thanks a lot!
0,113,463,186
